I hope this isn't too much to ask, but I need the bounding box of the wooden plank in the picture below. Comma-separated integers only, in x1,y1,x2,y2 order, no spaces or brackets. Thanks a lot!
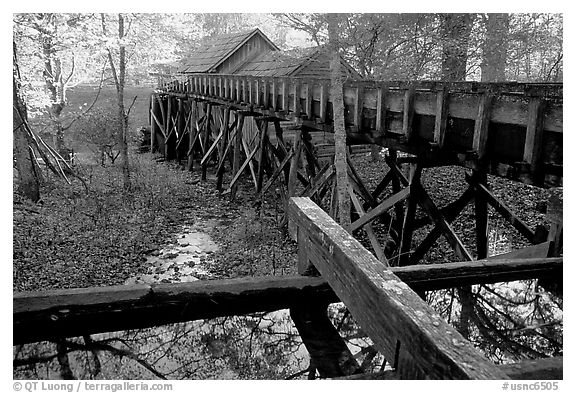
433,86,449,147
375,86,388,134
333,356,563,380
319,83,328,123
14,258,561,345
353,86,364,131
293,81,301,117
523,97,546,169
282,79,289,112
499,356,563,380
402,86,415,140
305,81,313,119
288,197,510,379
271,79,277,111
263,79,269,108
472,92,493,160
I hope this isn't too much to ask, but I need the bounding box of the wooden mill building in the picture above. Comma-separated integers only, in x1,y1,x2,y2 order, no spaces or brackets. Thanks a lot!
170,28,361,153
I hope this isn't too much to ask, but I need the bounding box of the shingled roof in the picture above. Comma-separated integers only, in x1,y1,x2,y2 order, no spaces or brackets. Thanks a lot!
178,28,278,74
233,46,363,78
233,47,317,77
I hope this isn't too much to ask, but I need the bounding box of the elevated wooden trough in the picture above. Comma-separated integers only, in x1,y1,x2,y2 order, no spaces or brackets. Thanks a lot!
152,74,562,188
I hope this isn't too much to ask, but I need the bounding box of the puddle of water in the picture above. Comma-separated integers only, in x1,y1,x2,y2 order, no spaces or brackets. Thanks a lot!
124,220,220,285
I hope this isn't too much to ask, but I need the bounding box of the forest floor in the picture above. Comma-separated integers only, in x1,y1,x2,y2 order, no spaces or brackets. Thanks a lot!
13,147,551,292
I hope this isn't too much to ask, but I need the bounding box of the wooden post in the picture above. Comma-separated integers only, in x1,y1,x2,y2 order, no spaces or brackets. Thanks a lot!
201,104,212,180
288,130,303,197
546,187,563,257
256,120,269,193
165,97,176,161
230,113,245,199
399,163,421,265
473,171,489,259
186,102,197,171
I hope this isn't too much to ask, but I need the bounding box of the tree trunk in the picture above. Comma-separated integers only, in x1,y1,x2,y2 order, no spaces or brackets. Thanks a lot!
481,13,509,82
13,42,40,202
327,14,351,230
40,19,68,153
439,13,475,337
440,13,474,81
103,13,131,191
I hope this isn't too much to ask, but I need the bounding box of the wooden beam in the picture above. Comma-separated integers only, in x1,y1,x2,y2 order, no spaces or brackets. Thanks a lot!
332,356,563,380
14,257,561,345
472,92,493,160
290,302,361,378
433,86,449,148
350,187,410,232
466,174,537,243
319,83,328,123
402,86,415,141
353,86,364,131
399,163,422,265
288,130,303,196
230,113,244,199
523,98,546,170
260,148,294,196
288,197,510,379
413,183,474,262
349,186,388,265
375,86,388,134
256,120,269,193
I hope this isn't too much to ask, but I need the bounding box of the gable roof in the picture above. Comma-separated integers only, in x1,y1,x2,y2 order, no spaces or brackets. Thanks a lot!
234,46,363,79
178,28,279,74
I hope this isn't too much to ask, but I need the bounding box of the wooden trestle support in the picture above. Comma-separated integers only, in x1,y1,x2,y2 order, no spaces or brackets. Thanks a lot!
13,75,562,379
149,75,563,269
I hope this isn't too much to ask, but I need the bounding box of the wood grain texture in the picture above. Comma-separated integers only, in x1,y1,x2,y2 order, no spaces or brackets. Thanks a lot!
288,197,510,379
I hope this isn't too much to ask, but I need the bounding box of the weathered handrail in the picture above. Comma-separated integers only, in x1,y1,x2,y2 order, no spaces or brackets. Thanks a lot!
288,196,512,379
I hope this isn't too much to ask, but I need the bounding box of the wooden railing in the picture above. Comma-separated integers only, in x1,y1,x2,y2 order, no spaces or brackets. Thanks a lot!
287,196,561,379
